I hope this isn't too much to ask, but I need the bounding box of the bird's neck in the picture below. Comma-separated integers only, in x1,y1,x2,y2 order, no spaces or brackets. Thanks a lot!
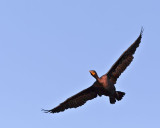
94,75,100,81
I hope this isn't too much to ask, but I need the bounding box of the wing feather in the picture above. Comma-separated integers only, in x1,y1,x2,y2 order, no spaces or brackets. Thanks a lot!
107,29,143,84
42,85,98,114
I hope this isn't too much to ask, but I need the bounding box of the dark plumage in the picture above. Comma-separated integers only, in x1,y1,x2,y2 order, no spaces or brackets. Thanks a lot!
42,28,143,114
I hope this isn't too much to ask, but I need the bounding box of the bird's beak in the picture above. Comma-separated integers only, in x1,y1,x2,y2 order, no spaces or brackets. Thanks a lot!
89,70,92,74
89,70,95,75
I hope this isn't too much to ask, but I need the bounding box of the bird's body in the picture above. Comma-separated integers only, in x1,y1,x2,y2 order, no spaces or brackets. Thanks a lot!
43,28,143,114
94,75,115,96
99,75,114,90
90,74,123,104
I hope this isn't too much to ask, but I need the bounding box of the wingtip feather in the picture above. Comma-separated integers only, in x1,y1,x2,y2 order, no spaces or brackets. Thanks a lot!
140,27,144,35
41,109,52,113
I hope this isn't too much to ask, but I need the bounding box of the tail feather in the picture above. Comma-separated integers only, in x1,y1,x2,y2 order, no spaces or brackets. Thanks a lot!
109,96,116,104
115,91,125,101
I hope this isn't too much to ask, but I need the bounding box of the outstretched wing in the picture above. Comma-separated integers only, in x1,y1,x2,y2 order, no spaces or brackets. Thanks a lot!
107,29,143,84
42,85,98,114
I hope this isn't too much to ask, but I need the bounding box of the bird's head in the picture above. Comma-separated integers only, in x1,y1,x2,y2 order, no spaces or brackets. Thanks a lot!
89,70,98,79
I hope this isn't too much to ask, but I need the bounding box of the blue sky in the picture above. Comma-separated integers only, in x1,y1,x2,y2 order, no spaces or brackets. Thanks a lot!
0,0,160,127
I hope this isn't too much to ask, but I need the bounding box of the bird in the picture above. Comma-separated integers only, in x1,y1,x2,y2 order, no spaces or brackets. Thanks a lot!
42,28,143,114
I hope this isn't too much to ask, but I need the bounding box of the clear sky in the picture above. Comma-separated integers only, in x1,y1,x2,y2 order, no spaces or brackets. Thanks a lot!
0,0,160,128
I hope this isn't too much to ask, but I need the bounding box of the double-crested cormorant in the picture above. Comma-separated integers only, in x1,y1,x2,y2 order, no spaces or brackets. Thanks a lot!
43,28,143,114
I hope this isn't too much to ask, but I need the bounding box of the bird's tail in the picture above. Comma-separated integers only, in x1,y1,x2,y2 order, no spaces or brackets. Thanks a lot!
109,96,116,104
115,91,125,101
109,91,125,104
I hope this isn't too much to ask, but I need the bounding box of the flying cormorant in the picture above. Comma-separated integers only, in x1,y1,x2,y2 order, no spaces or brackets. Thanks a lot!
42,28,143,114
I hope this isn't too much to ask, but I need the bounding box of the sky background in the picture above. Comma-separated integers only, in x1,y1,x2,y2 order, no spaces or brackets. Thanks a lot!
0,0,160,128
